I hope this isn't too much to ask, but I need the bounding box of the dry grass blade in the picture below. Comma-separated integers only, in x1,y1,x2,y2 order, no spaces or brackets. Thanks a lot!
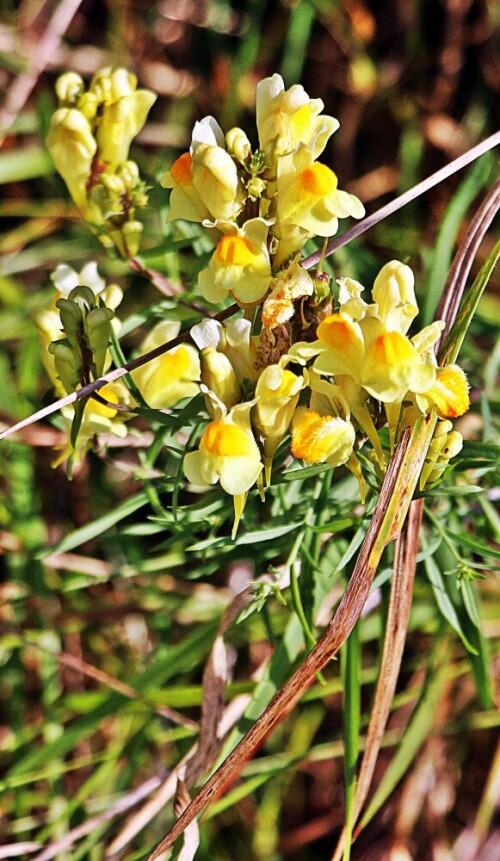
0,0,85,146
331,498,424,861
147,414,438,861
302,132,500,270
31,775,164,861
436,179,500,353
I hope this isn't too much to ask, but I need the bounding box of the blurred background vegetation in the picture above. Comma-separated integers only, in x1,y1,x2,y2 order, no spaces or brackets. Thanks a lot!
0,1,498,860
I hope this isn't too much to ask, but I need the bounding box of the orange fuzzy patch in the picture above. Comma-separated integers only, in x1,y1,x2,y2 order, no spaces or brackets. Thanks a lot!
431,365,470,418
292,409,336,462
370,331,415,366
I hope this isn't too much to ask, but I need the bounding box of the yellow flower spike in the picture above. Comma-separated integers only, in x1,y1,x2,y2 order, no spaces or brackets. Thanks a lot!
256,73,339,169
416,364,470,418
362,330,436,402
371,260,418,334
184,403,263,536
253,363,306,483
291,407,355,466
198,218,272,307
132,320,200,410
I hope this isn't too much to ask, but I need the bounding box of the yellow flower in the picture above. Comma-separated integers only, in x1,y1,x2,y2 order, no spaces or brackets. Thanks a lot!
46,108,97,213
191,318,259,385
371,260,418,335
191,117,243,222
53,380,133,470
272,150,364,265
91,67,157,172
291,407,355,466
132,320,200,409
161,152,211,223
253,361,306,482
416,364,470,418
198,218,272,307
256,73,339,168
184,402,262,538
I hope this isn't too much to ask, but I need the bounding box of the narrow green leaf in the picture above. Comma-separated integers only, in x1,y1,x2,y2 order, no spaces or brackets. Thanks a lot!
423,539,478,654
423,153,492,323
38,491,150,557
439,240,500,366
341,622,361,861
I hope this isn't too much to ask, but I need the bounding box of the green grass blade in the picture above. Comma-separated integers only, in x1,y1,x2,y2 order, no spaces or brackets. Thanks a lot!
341,622,361,861
423,153,492,323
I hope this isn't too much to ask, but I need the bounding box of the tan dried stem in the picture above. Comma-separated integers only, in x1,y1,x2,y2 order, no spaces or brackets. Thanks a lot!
0,0,85,148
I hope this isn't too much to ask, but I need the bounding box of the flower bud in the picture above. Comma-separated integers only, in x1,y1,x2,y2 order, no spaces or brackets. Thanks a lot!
226,127,251,162
77,91,100,121
419,421,464,489
55,297,84,349
200,347,240,411
48,339,83,393
55,72,84,105
117,160,140,189
247,176,267,200
84,306,115,376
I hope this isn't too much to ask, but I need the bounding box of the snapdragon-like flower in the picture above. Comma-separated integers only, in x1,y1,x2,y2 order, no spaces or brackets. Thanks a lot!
291,407,356,466
252,360,307,482
273,149,364,265
184,399,263,538
161,117,243,224
416,365,470,419
132,320,201,409
198,218,272,306
191,318,259,385
256,73,339,168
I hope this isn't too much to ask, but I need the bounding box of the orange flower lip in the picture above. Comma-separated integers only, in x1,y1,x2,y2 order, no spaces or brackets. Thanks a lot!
317,314,357,350
201,421,255,457
299,163,337,196
214,235,256,267
170,152,193,186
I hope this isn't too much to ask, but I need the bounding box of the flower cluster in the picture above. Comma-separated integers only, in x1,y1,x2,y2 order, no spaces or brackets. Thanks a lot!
161,73,364,306
41,72,470,535
159,75,469,535
46,67,156,256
